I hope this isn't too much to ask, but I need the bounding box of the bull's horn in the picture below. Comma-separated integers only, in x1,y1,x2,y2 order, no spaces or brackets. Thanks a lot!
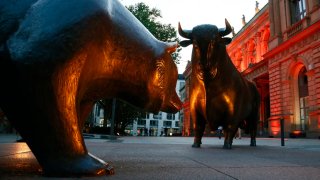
166,42,178,54
218,19,232,36
178,22,192,39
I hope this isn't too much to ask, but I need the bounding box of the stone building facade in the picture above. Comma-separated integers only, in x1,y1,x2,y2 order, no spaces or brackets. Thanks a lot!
265,0,320,137
228,0,320,138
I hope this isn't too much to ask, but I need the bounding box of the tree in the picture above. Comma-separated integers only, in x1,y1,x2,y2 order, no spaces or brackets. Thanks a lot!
113,99,144,135
97,99,144,135
127,2,181,63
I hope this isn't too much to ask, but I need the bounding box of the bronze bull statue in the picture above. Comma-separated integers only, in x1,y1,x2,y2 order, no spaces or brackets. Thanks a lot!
178,19,260,149
0,0,182,177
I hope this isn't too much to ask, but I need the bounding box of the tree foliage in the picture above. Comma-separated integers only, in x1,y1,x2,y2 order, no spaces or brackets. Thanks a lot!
127,2,181,63
113,99,144,135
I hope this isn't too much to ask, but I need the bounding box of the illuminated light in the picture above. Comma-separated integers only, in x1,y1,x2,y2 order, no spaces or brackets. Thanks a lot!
292,130,301,134
12,143,31,154
269,120,280,137
272,131,279,136
289,130,306,138
14,152,34,159
9,143,35,161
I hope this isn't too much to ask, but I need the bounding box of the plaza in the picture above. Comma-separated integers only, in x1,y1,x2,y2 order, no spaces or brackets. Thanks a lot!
0,134,319,179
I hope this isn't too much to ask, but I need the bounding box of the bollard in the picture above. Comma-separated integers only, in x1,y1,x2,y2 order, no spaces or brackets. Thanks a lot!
280,117,285,146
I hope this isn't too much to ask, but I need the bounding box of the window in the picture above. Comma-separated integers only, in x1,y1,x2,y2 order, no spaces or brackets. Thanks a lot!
298,67,309,131
166,113,175,120
150,120,158,127
290,0,306,24
163,121,172,127
153,112,162,119
137,120,146,126
175,121,179,127
141,112,149,119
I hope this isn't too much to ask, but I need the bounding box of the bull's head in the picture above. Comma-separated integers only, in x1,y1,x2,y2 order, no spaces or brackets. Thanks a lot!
178,19,232,79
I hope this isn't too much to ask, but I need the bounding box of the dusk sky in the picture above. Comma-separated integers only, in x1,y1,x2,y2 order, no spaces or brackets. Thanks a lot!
120,0,268,73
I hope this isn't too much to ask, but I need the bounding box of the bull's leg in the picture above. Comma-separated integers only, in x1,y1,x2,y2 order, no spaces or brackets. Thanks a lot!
249,84,260,147
249,118,258,147
250,130,257,146
223,126,237,149
249,104,259,147
192,113,206,148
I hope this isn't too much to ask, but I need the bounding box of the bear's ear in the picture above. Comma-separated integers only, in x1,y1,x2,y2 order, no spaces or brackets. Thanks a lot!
179,40,193,47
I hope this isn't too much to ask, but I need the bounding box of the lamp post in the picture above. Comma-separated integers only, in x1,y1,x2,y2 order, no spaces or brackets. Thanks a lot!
280,117,285,146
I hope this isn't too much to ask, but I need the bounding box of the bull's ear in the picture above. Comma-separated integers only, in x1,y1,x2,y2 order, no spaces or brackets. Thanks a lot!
221,37,232,45
179,40,193,47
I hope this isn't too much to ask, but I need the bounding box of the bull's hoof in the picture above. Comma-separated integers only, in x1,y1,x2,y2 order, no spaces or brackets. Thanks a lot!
42,153,114,177
250,140,257,147
223,143,232,149
192,143,201,148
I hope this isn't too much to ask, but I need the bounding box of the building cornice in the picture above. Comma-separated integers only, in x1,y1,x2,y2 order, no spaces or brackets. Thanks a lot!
231,4,269,41
264,20,320,59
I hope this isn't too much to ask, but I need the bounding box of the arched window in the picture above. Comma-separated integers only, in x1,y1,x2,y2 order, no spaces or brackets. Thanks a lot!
298,67,309,131
298,67,308,97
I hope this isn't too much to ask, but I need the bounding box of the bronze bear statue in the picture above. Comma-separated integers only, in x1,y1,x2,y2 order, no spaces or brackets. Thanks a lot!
0,0,182,176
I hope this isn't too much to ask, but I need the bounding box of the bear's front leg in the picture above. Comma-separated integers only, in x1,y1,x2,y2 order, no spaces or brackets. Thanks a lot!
38,58,114,177
14,88,114,177
7,84,114,177
11,58,114,176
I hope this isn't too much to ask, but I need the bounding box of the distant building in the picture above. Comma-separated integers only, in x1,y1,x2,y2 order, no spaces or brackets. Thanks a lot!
181,61,192,136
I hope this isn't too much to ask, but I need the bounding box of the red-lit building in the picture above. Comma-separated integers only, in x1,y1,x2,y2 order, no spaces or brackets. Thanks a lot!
228,3,271,136
181,61,192,136
182,0,320,138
